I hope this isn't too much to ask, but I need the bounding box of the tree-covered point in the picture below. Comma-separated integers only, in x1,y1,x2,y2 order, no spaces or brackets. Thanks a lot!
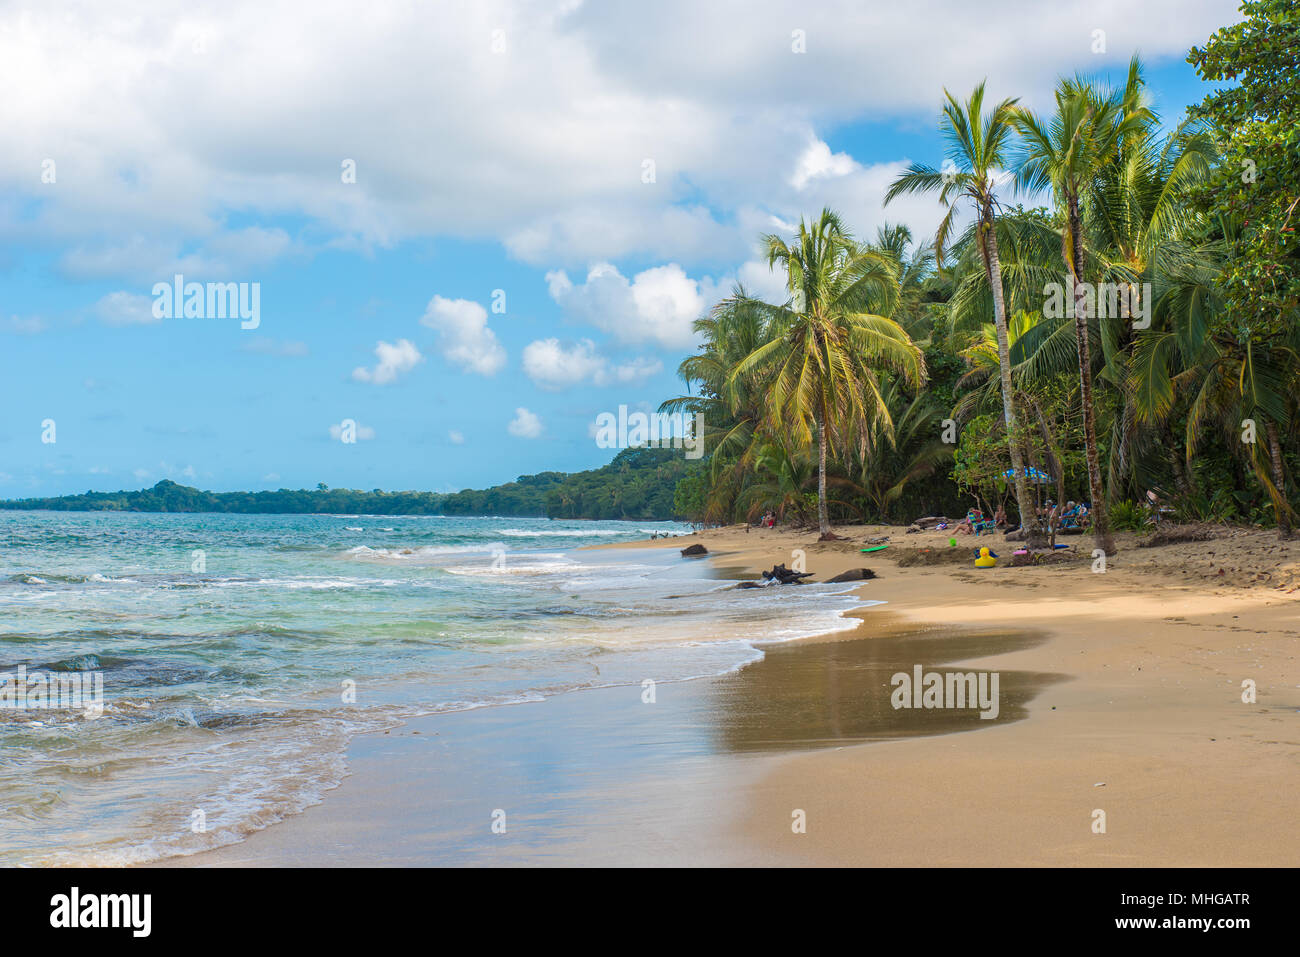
0,447,704,521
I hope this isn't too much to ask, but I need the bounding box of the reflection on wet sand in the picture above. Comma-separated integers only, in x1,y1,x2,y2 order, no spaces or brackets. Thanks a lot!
709,624,1067,753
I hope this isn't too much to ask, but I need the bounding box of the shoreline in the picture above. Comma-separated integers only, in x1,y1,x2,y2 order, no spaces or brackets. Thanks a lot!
605,523,1300,865
165,521,1299,866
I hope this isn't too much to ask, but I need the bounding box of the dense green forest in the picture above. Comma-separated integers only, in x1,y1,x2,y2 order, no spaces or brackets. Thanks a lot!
0,447,702,521
660,0,1299,552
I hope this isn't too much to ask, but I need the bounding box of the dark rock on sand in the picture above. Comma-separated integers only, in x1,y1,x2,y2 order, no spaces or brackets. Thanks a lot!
681,543,708,556
824,567,877,583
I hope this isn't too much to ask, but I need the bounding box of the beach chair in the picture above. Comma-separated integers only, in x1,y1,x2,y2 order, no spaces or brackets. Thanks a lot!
970,509,996,536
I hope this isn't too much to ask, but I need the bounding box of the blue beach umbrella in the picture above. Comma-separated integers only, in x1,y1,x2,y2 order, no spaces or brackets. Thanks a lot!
1002,467,1052,484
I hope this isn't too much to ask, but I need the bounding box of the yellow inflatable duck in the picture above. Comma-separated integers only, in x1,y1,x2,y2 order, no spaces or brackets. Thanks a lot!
974,546,997,568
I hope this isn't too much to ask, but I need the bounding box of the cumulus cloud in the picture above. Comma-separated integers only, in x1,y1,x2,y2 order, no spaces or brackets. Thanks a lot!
420,296,506,376
507,407,543,439
93,291,158,325
522,337,663,390
351,338,423,384
522,338,605,390
0,1,1235,274
545,263,716,349
791,139,857,190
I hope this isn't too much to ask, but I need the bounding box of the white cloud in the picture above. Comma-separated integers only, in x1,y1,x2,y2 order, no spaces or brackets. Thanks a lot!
448,430,465,445
94,291,158,325
545,263,713,349
0,1,1236,274
523,338,605,390
791,139,857,190
420,296,505,376
604,356,664,385
351,338,423,384
263,472,281,482
522,337,664,390
507,407,543,439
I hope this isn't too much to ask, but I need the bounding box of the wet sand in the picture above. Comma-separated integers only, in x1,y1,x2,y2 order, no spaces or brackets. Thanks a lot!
169,522,1300,866
163,617,1056,866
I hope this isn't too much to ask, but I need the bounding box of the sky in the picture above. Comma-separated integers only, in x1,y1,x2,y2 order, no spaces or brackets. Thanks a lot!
0,0,1242,497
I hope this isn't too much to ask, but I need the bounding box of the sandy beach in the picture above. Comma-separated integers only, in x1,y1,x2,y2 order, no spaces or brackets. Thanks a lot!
645,523,1300,866
164,521,1298,867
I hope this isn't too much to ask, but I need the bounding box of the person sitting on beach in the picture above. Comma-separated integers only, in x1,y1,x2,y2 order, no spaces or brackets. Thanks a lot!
955,509,980,534
993,505,1007,528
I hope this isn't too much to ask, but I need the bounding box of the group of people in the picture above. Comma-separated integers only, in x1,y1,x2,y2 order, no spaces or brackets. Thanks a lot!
953,505,1006,534
953,500,1093,536
1040,500,1090,531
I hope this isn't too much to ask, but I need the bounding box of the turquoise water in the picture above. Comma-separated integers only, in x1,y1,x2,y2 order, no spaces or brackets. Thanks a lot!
0,512,865,864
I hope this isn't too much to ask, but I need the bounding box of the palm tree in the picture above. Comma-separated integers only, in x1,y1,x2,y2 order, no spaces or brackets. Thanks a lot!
871,223,939,341
738,442,819,525
851,377,955,521
725,208,924,538
1083,61,1215,498
661,290,774,521
886,83,1045,545
1011,70,1147,554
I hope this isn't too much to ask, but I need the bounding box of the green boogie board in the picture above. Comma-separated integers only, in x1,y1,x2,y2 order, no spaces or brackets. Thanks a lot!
860,545,888,552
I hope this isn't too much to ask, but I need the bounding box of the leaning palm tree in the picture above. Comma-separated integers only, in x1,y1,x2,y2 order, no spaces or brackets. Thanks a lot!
886,83,1045,546
1011,70,1147,554
725,208,925,538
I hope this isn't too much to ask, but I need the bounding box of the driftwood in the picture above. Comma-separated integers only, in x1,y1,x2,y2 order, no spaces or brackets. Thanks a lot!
761,563,814,584
911,515,951,529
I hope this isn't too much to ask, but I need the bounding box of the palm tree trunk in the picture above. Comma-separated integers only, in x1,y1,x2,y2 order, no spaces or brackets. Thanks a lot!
1026,394,1065,548
1266,420,1290,538
984,218,1043,546
817,416,829,536
1069,197,1115,555
1169,427,1190,496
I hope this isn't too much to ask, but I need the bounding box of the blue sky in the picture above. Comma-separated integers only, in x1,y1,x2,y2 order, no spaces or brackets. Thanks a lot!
0,0,1241,497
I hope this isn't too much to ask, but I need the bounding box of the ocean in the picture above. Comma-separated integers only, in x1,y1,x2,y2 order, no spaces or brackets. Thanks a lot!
0,511,866,865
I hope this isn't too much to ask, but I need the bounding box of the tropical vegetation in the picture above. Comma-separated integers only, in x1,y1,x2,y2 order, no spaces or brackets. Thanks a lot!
662,1,1300,544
